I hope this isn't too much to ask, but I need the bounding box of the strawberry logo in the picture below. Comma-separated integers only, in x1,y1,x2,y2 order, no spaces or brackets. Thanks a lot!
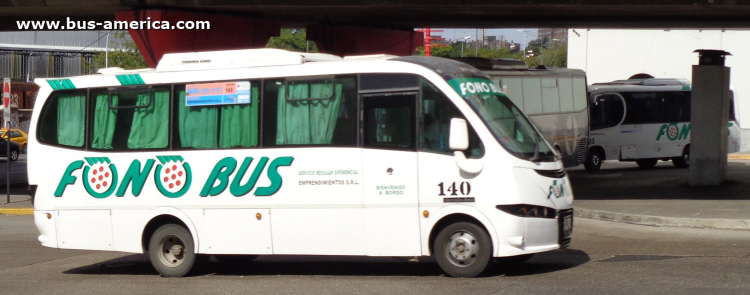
154,156,192,198
668,125,678,139
82,157,118,198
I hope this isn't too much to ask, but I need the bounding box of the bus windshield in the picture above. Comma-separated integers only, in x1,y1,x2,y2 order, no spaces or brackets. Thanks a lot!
392,56,556,162
465,93,555,161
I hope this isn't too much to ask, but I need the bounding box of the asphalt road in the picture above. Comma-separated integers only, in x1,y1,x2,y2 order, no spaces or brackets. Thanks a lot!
0,154,27,188
1,215,748,294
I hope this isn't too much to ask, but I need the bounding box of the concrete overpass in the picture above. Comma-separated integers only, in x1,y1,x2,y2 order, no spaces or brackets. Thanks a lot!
2,1,750,30
4,1,750,66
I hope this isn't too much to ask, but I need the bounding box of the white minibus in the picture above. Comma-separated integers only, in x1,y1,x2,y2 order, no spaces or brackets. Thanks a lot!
585,78,740,171
30,49,573,278
453,58,589,168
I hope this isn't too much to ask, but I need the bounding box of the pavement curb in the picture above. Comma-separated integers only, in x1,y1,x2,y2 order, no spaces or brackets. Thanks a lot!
0,208,33,215
728,154,750,160
575,207,750,231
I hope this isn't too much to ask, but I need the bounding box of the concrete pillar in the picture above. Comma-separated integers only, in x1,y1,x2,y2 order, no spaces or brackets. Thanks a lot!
689,50,731,186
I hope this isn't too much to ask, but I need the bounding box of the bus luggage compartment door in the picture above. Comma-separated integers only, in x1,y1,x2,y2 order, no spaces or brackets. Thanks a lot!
202,209,272,254
620,145,637,160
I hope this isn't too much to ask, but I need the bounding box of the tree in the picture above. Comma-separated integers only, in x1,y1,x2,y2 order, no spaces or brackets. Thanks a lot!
266,29,318,53
415,41,524,60
91,31,148,70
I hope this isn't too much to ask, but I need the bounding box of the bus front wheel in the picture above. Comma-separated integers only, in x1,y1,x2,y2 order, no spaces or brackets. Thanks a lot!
148,224,202,277
434,222,492,278
584,149,603,172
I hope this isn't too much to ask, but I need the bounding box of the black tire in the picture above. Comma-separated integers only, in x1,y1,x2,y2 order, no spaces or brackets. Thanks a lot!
673,145,690,168
213,254,259,266
635,159,658,168
434,222,492,278
148,224,200,277
584,149,603,172
9,149,19,161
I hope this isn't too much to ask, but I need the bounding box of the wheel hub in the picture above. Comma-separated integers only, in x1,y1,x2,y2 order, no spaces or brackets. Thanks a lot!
446,231,478,266
159,235,186,267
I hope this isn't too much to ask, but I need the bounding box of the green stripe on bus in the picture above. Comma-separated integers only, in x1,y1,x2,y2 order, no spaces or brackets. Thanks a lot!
115,74,145,86
46,80,58,90
47,79,76,90
85,158,95,165
63,79,76,89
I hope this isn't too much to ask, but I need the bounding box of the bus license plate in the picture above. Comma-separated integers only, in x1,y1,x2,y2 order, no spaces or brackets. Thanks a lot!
563,215,572,236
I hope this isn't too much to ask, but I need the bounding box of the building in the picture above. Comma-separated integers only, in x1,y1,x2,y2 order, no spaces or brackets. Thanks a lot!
0,31,112,131
538,28,568,42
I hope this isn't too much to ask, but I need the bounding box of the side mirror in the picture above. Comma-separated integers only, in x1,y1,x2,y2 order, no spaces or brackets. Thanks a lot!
449,118,483,174
449,118,469,151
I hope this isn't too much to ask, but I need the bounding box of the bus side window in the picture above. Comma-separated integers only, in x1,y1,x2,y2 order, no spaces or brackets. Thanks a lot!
661,91,691,123
172,82,260,149
363,94,415,150
622,92,662,124
590,94,624,130
263,76,357,147
37,90,87,148
90,87,170,150
419,81,484,158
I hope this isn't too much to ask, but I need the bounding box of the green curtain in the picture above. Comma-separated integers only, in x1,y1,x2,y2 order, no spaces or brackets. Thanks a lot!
178,90,218,149
91,93,118,149
220,86,259,148
56,93,85,147
128,90,169,149
276,82,342,145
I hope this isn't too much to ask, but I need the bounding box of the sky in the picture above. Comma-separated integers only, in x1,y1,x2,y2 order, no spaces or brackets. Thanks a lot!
431,28,539,49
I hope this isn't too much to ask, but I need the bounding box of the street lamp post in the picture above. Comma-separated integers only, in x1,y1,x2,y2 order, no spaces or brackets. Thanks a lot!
517,29,537,51
461,36,471,57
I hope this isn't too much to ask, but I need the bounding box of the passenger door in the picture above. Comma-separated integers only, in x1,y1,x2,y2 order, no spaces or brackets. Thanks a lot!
589,93,625,160
361,92,422,256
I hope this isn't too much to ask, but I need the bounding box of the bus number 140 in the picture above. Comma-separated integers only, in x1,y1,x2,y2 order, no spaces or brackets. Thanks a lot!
438,182,471,196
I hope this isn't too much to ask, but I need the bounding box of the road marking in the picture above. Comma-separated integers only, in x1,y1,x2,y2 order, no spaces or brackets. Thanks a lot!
0,208,33,215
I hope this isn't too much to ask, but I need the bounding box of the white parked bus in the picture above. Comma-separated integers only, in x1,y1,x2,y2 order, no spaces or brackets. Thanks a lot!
586,78,740,171
453,58,589,168
30,49,573,278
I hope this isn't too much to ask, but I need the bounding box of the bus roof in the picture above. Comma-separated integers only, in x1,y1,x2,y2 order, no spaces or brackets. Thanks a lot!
589,78,691,94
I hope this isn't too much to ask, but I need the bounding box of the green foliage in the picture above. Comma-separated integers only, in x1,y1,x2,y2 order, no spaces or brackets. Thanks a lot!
266,29,318,53
415,41,524,60
91,31,148,70
539,42,567,68
523,38,567,68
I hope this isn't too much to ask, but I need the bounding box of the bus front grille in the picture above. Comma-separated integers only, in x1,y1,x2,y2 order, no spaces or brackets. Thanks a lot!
576,137,587,164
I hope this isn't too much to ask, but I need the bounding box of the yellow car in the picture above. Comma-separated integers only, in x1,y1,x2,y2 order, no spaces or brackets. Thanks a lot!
1,129,28,154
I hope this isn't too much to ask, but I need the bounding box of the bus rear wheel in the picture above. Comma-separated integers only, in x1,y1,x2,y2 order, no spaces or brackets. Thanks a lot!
434,222,492,278
636,159,658,168
148,224,201,277
673,145,690,168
